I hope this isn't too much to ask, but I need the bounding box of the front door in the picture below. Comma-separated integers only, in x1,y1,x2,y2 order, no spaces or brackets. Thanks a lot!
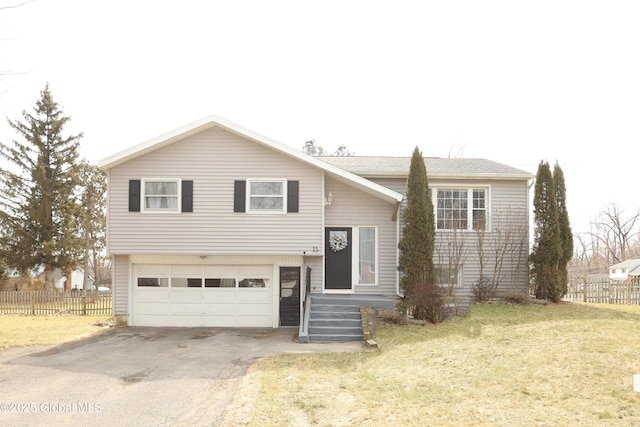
279,267,300,326
325,227,352,291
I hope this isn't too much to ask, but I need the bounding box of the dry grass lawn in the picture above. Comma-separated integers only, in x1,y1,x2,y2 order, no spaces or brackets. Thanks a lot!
223,302,640,426
0,314,113,348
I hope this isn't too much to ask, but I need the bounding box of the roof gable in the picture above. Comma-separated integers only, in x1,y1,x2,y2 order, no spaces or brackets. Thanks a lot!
98,115,403,204
610,258,640,274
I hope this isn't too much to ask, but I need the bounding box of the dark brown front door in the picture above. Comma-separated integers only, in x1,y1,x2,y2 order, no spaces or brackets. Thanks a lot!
325,227,352,291
279,267,300,326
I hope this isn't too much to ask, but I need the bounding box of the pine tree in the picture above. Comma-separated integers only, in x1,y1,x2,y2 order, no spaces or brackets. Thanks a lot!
398,146,435,294
530,160,562,301
0,84,82,291
77,161,106,290
554,162,572,297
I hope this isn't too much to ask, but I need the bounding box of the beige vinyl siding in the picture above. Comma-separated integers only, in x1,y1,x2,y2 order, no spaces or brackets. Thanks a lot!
113,255,129,316
443,179,530,301
372,177,530,302
107,127,323,255
304,256,324,293
325,177,399,297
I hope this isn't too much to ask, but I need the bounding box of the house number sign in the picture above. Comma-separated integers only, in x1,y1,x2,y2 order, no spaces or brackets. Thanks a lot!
329,231,348,252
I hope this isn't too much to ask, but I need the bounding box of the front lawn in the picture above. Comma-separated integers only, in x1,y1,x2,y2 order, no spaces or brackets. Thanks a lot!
0,315,113,348
223,302,640,426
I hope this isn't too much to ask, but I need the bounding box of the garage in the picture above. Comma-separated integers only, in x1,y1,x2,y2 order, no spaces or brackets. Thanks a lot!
132,264,274,327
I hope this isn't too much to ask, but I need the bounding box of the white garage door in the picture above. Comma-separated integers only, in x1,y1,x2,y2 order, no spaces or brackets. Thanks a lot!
133,264,273,327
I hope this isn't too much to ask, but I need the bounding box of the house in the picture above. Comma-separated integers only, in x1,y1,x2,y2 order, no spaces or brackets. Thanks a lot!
609,259,640,280
99,115,533,340
48,268,95,291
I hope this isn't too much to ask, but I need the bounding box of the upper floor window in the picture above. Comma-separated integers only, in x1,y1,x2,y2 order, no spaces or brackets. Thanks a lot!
434,187,487,231
143,178,180,212
248,179,286,212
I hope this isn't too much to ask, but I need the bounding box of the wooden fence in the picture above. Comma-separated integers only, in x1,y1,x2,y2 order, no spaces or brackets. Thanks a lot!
564,279,640,305
0,291,112,315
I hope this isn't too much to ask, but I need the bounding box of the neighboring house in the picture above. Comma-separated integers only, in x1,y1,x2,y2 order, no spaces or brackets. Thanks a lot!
50,268,95,291
609,259,640,280
98,115,533,336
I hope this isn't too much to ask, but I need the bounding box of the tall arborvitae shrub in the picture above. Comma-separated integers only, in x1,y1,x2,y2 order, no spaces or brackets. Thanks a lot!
398,147,442,322
554,163,572,297
530,160,563,302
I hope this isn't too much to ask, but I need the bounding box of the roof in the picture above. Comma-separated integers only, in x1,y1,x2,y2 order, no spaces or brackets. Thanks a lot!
610,258,640,275
319,156,534,180
98,115,403,205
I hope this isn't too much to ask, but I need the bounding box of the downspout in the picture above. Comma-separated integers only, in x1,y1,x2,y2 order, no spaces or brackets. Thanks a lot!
528,177,535,250
395,201,403,297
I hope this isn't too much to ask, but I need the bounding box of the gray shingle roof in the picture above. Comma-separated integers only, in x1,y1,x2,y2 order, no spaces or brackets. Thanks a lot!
318,156,533,179
610,258,640,275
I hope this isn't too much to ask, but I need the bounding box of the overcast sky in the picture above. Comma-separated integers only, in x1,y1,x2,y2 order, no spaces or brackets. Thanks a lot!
1,0,639,232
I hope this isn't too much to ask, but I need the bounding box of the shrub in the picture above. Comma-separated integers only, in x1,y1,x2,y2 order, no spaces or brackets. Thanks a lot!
397,279,447,324
504,291,531,305
472,276,496,303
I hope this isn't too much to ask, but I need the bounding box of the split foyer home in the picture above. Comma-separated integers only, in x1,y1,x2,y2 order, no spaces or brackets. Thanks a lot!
99,115,533,341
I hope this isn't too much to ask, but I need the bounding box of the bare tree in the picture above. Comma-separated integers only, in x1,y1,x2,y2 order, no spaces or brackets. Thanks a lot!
503,208,529,294
434,226,468,297
588,203,640,264
570,204,640,281
474,207,528,301
303,140,354,157
333,145,354,156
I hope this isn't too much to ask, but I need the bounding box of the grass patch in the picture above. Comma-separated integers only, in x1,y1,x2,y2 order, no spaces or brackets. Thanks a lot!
0,314,113,348
223,303,640,426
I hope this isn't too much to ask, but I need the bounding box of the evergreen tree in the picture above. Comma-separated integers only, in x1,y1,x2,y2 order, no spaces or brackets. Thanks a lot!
530,160,562,301
76,161,106,290
554,162,572,297
0,84,82,291
398,146,435,293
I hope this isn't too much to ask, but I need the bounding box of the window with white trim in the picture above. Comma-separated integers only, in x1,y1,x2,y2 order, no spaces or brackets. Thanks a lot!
248,179,286,212
434,188,487,231
142,179,180,212
357,226,377,285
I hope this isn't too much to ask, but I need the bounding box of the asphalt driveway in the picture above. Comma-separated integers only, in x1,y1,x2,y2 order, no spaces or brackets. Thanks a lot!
0,327,362,427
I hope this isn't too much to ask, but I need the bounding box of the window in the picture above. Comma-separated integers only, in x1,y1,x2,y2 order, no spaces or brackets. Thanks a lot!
129,179,193,213
137,277,169,287
235,180,298,213
434,188,487,231
248,179,285,212
239,278,268,288
143,179,180,212
358,227,377,285
171,278,204,288
205,278,236,288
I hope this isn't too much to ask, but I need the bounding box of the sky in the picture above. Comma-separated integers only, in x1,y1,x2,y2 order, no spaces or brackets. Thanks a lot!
0,0,639,233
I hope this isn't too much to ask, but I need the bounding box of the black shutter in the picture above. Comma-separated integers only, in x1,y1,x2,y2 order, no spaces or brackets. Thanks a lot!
234,180,246,212
287,180,299,213
129,180,141,212
182,180,193,212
